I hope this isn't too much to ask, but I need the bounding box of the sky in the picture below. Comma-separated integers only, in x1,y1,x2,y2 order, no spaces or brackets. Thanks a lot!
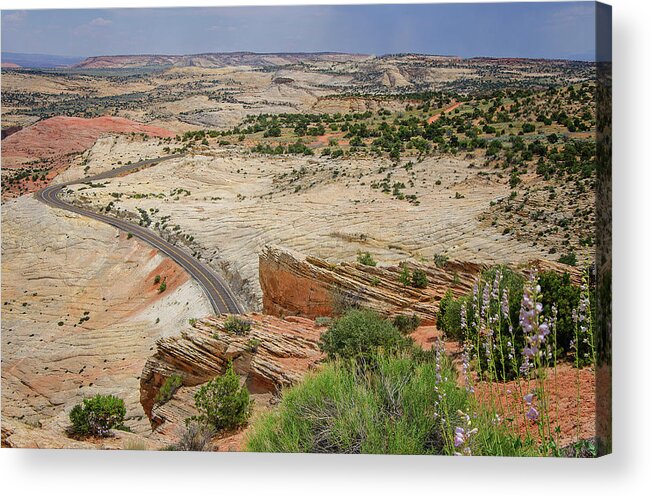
1,2,599,61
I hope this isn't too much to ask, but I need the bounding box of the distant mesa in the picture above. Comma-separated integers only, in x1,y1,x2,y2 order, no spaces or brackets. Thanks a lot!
72,51,371,69
1,52,85,69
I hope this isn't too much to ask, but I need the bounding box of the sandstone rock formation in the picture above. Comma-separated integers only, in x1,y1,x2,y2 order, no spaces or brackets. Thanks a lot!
259,245,482,324
259,245,582,323
140,313,323,436
1,195,210,448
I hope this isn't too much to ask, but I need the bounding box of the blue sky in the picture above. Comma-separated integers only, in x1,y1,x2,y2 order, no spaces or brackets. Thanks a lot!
1,2,598,61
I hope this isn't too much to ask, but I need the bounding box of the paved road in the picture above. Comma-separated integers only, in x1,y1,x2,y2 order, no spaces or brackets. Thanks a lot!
35,154,243,315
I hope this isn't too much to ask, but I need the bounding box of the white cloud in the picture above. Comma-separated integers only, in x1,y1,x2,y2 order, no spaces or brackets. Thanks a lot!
89,17,112,27
72,17,113,37
3,11,26,24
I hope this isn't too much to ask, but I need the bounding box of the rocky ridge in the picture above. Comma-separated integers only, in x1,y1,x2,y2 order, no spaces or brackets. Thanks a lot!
140,313,323,437
259,244,582,322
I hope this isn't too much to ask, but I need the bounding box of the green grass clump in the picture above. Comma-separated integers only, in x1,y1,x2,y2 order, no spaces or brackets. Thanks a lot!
245,352,536,456
356,251,377,267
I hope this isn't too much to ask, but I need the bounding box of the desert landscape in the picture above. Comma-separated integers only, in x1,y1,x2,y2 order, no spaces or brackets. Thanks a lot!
2,33,604,454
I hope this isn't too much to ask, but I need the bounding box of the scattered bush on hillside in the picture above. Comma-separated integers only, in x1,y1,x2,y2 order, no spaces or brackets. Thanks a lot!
399,264,411,286
411,269,428,289
330,287,363,316
69,394,126,437
223,315,252,335
164,422,215,451
155,374,183,405
433,253,449,268
357,251,377,267
558,252,578,266
189,362,252,431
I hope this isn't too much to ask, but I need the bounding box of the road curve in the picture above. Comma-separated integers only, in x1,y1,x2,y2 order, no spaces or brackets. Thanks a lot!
35,154,244,315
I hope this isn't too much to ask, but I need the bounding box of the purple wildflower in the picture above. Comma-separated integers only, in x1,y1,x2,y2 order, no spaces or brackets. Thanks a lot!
526,406,539,422
519,272,550,364
501,288,510,319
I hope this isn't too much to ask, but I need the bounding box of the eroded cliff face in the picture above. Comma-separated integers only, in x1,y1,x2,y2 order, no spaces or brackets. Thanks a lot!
258,245,583,324
140,313,324,438
258,245,483,324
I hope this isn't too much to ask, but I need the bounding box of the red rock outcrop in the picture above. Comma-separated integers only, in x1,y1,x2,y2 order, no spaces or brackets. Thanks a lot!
2,116,174,165
259,245,482,324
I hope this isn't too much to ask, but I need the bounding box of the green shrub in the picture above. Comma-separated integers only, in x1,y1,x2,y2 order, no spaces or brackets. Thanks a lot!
319,309,408,360
436,290,469,342
357,252,377,266
69,394,126,437
558,252,577,266
437,266,524,380
158,281,167,293
398,265,411,286
436,266,588,378
154,274,161,284
397,265,427,289
155,374,183,405
433,253,449,268
411,269,428,288
189,362,252,431
223,315,252,335
392,314,421,334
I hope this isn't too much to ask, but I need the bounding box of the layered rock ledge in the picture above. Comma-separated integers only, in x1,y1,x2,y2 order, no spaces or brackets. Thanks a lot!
258,245,581,324
140,313,323,436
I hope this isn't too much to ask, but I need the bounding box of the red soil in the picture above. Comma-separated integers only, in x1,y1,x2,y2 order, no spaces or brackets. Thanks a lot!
411,325,596,448
311,131,349,148
2,115,174,164
428,101,462,124
1,116,175,198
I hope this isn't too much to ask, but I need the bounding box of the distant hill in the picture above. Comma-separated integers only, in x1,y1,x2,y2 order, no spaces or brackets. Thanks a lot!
73,52,370,69
1,52,85,69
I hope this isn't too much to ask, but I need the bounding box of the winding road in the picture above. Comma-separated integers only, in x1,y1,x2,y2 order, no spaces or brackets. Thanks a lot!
35,154,244,315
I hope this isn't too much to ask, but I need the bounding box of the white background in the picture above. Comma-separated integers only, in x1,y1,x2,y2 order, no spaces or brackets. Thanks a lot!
1,0,649,495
